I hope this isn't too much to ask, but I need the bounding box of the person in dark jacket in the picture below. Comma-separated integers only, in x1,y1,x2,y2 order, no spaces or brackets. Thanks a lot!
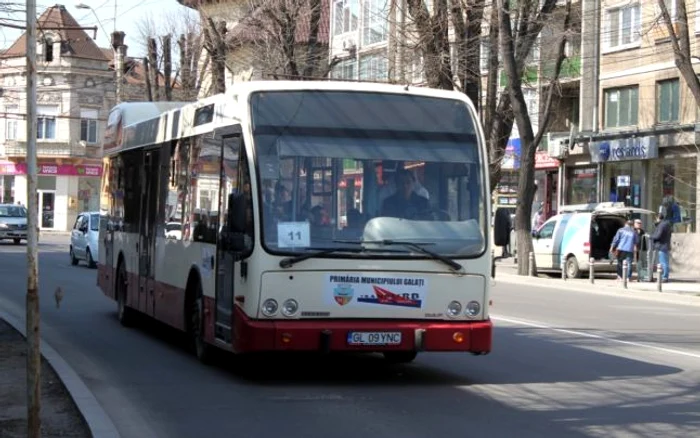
633,218,646,281
650,213,673,282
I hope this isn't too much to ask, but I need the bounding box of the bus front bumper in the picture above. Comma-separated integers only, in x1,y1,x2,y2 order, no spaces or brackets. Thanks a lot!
233,307,492,354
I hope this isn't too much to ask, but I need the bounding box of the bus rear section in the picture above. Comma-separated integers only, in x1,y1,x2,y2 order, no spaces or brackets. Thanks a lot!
98,82,493,363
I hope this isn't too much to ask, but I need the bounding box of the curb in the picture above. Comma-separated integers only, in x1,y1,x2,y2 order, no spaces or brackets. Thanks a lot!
494,272,700,307
0,308,121,438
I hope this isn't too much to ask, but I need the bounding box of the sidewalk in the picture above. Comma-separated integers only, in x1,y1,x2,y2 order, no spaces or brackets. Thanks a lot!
494,256,699,297
0,318,91,438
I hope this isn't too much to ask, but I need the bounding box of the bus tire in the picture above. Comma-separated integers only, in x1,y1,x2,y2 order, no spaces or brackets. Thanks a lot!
383,351,417,364
116,261,135,327
565,255,580,278
187,276,213,364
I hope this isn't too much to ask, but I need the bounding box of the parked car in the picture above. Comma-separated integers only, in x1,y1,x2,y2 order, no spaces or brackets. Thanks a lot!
70,211,100,268
531,202,655,278
0,204,28,245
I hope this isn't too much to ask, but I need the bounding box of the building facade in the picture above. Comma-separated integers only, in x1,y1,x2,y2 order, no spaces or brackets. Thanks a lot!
573,0,699,233
0,5,115,231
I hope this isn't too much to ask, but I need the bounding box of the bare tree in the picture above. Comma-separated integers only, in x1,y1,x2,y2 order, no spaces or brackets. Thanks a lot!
656,0,700,106
226,0,339,80
403,0,559,194
500,0,572,275
135,9,204,100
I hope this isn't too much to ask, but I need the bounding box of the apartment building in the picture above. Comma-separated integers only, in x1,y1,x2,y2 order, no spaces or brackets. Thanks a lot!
572,0,699,233
0,5,114,231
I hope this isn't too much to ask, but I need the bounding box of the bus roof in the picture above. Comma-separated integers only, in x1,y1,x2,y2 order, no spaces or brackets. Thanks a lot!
103,81,478,156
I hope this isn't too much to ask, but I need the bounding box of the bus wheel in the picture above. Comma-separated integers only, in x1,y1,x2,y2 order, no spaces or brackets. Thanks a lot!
383,351,417,364
116,262,135,327
188,281,213,364
565,256,580,278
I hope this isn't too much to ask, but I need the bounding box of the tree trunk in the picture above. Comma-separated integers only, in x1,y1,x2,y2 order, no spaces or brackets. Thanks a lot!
500,0,571,275
163,35,172,101
143,56,153,101
303,0,323,78
465,0,485,110
148,37,160,101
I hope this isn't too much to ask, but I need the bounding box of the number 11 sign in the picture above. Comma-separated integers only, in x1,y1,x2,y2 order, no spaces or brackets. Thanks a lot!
277,222,311,248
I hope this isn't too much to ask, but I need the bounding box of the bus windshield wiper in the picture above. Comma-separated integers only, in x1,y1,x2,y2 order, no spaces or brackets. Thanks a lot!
279,246,406,268
334,239,463,272
279,248,359,269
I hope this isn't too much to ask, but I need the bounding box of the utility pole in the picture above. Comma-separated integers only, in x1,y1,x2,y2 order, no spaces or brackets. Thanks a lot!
25,0,41,437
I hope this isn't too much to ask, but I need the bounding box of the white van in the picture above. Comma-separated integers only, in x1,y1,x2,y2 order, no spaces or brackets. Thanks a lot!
531,202,655,277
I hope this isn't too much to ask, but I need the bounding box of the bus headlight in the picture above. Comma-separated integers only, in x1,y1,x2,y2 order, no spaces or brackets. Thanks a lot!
281,299,299,317
465,301,481,317
446,301,462,317
261,299,278,317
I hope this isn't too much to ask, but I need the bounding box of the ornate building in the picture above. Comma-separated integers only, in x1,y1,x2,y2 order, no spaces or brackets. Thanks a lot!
0,4,115,230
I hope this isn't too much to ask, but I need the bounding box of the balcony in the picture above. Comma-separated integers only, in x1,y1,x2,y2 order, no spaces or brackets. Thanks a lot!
542,56,581,80
2,140,101,159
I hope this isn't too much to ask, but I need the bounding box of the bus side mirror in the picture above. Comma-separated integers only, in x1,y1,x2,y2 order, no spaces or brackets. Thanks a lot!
227,192,247,233
221,192,248,253
493,209,511,247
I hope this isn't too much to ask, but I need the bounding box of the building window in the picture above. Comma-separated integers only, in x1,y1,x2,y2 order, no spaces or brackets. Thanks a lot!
359,51,388,82
604,86,638,128
4,105,18,140
332,58,357,80
362,0,388,46
657,79,679,123
80,109,98,143
44,38,54,63
334,0,359,36
37,105,58,140
606,4,641,48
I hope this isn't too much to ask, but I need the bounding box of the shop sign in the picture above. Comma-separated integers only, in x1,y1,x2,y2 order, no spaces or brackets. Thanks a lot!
0,161,102,177
589,136,658,163
535,151,560,169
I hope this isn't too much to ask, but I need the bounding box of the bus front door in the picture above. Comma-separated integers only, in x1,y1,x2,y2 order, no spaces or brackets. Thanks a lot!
138,149,160,316
214,133,241,344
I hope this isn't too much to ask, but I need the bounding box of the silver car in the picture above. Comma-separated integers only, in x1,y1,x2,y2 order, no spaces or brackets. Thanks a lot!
0,204,28,245
70,211,100,268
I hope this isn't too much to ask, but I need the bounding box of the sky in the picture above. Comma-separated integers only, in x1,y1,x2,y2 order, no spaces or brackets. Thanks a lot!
1,0,196,58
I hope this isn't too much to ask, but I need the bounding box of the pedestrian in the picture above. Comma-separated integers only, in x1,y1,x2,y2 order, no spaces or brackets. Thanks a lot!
633,218,646,282
649,212,673,282
610,219,638,282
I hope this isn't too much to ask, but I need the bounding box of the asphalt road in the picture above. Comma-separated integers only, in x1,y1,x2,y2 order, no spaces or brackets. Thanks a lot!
1,235,699,438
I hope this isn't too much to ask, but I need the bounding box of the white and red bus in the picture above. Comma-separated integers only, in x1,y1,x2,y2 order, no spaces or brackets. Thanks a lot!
97,81,493,364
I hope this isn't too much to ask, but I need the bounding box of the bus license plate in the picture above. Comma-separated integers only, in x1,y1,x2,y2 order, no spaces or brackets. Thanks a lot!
347,332,402,346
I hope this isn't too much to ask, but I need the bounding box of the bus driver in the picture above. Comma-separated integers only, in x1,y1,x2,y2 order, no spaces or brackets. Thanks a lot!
381,169,429,219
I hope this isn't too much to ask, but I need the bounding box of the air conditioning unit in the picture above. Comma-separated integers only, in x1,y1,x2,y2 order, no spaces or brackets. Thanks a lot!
546,132,569,159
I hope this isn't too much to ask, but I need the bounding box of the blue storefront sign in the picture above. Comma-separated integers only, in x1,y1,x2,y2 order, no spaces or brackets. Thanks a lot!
502,138,521,170
589,136,658,163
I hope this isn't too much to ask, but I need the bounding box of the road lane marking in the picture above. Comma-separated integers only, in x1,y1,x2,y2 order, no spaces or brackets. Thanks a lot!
492,315,700,360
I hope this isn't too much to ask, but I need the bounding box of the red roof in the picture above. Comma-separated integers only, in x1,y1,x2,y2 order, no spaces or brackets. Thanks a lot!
2,4,107,61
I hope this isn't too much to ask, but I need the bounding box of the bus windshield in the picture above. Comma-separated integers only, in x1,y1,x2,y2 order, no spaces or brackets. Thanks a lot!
250,90,486,258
